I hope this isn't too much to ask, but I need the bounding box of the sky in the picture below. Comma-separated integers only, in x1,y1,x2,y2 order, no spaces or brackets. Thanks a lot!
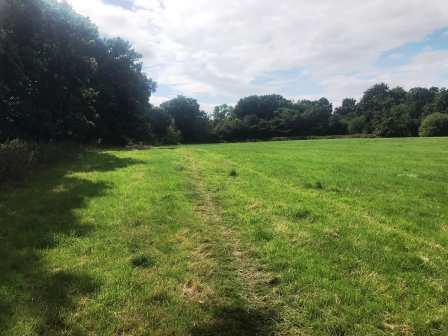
67,0,448,112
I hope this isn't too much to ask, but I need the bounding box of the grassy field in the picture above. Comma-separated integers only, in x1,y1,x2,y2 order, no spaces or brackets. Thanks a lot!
1,138,447,336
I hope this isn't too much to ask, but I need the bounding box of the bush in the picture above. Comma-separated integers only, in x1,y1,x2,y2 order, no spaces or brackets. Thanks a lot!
0,140,79,183
419,113,448,137
0,140,36,182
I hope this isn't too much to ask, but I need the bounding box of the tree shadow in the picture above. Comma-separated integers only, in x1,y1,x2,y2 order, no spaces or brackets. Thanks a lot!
0,151,144,334
191,306,278,336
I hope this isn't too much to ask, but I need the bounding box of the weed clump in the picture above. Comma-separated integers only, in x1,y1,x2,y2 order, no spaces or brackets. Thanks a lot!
304,181,324,190
130,219,144,227
314,181,324,189
254,227,274,241
131,255,154,268
294,209,312,220
149,291,170,304
229,168,238,177
268,276,281,286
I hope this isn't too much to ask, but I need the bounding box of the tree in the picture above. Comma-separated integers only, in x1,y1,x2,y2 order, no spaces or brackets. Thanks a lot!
93,38,155,144
147,107,172,140
300,98,332,135
270,108,306,136
0,0,101,141
164,124,182,144
406,87,437,119
357,83,394,132
347,116,368,134
390,87,407,105
433,89,448,114
419,113,448,137
160,96,210,143
212,104,233,123
0,0,156,144
334,98,357,117
374,104,414,137
233,95,291,120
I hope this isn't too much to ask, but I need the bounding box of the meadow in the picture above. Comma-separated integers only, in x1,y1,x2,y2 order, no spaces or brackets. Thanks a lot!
0,138,447,336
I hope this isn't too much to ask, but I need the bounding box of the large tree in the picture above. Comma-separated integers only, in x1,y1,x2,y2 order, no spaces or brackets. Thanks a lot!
0,0,155,144
93,38,156,144
160,96,210,143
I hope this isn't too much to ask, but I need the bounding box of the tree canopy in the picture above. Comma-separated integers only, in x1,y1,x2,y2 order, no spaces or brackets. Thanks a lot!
0,0,155,144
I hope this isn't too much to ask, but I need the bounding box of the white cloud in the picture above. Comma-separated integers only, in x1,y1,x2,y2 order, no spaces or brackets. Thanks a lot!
149,95,170,107
320,49,448,106
68,0,448,110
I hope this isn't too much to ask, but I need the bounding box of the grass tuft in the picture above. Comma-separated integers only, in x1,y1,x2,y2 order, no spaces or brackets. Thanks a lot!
229,168,238,177
294,209,312,220
131,255,154,268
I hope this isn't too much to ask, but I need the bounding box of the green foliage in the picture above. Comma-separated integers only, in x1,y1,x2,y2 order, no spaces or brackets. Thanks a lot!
299,98,332,135
213,96,334,141
334,98,357,117
160,96,209,143
419,112,448,137
406,87,437,119
233,94,291,120
346,115,367,134
211,84,448,142
212,104,234,123
0,0,155,144
374,104,415,137
93,38,156,145
0,140,37,182
0,139,78,183
164,124,183,145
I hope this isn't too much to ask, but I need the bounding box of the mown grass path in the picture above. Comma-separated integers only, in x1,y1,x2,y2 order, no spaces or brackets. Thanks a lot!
1,138,447,335
182,149,281,335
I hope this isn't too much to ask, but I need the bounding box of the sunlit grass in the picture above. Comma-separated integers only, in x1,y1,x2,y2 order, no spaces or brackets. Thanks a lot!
1,138,447,335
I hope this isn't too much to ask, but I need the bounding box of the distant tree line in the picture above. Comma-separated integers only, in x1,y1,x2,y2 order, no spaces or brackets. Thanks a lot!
1,0,447,146
208,84,448,142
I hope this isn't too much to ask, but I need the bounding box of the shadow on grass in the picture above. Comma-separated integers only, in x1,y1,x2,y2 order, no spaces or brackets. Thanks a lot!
191,306,278,336
0,151,144,334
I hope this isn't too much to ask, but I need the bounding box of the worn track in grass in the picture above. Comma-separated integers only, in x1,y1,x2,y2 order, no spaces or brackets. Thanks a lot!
182,149,283,335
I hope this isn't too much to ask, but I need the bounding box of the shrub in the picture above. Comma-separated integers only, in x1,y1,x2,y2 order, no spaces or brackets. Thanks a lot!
0,140,36,182
0,140,79,183
419,113,448,137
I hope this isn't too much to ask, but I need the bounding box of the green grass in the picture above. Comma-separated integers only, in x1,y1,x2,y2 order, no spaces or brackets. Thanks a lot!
1,138,447,335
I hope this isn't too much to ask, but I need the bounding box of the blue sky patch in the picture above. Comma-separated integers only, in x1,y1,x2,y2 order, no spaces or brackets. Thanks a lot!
102,0,137,11
377,27,448,68
251,68,323,97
